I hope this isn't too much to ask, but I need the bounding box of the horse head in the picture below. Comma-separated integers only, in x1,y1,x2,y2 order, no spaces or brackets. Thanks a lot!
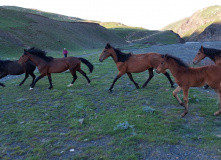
18,49,30,64
99,43,114,62
193,46,206,65
156,54,169,74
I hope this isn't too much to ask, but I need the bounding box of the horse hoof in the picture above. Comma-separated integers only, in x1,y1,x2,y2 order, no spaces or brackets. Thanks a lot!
29,87,34,90
87,83,90,86
180,112,187,117
67,84,73,87
214,112,220,116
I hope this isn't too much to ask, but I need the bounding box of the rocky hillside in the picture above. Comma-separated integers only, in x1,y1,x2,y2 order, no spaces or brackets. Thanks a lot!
162,5,221,42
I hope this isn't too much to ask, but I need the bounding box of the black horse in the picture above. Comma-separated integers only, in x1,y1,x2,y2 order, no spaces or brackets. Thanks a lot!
0,60,36,87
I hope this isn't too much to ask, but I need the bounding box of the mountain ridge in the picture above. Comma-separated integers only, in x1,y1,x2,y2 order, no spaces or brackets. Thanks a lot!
162,5,221,42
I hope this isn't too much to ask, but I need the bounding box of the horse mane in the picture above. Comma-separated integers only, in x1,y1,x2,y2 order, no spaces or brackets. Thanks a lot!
113,48,132,62
26,47,54,62
165,54,189,68
202,47,221,61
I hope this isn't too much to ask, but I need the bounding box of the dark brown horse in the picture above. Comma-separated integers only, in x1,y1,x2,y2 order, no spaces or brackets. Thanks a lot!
156,54,221,117
0,60,36,87
193,46,221,66
99,43,174,91
18,48,94,90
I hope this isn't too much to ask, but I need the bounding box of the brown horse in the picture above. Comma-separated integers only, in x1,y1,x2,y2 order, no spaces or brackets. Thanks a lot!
99,43,174,91
0,60,36,87
193,46,221,89
18,48,94,90
193,46,221,66
156,54,221,117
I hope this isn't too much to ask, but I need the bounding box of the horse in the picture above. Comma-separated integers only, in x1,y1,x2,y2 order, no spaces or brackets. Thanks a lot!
99,43,174,91
0,60,36,87
18,48,94,90
193,46,221,66
156,54,221,117
193,46,221,89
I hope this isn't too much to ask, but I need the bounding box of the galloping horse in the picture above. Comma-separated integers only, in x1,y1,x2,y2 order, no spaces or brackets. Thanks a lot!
0,60,36,87
18,48,94,90
193,46,221,66
156,54,221,117
99,43,174,91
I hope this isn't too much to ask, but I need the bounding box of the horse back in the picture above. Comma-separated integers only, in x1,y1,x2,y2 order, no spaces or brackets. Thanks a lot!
5,60,24,75
120,53,161,73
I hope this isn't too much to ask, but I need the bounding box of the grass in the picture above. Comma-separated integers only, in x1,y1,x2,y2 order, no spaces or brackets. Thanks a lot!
1,50,221,159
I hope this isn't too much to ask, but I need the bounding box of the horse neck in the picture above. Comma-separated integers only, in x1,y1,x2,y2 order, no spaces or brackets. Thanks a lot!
28,55,45,66
110,51,118,63
167,59,188,78
204,49,218,63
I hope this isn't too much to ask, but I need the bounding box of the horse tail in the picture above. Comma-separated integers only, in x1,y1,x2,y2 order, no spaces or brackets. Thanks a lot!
78,58,94,73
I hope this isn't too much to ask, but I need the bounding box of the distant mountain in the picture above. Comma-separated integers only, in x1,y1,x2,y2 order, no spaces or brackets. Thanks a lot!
162,5,221,42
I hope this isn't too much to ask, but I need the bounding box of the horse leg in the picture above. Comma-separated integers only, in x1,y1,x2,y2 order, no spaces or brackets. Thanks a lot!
67,70,77,87
181,88,189,117
0,83,5,87
109,74,123,92
127,73,139,89
78,68,91,84
30,75,44,90
19,73,29,86
214,90,221,116
142,68,154,88
163,72,174,88
0,73,7,87
29,72,36,86
172,86,184,106
47,74,53,89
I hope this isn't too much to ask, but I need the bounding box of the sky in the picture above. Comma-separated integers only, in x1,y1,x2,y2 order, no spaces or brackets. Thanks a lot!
0,0,221,30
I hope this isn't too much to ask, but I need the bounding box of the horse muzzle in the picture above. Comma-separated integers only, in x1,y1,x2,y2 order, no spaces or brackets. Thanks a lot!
192,60,198,65
156,69,161,74
99,59,103,62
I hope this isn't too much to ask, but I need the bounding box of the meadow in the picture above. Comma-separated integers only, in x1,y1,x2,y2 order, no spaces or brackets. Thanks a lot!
1,48,221,160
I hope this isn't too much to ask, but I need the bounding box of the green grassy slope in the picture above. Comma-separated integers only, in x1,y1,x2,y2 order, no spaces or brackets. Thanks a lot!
0,7,126,58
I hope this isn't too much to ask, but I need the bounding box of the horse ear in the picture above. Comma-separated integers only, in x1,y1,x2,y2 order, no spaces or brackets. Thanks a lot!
200,46,204,51
24,49,28,55
106,43,111,49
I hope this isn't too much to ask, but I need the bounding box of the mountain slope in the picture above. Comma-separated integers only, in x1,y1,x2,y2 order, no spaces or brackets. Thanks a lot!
0,7,126,57
162,5,221,41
